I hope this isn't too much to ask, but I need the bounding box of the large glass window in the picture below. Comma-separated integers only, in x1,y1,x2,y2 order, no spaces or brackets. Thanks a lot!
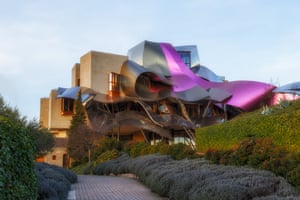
108,72,120,93
61,98,74,115
177,51,191,68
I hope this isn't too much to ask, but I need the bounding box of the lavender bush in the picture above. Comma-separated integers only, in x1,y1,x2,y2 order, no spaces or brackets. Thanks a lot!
94,154,300,200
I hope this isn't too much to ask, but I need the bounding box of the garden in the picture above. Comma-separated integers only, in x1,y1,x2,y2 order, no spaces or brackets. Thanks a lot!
72,99,300,199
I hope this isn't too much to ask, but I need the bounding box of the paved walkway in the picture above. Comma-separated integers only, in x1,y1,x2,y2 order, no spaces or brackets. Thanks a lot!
68,175,168,200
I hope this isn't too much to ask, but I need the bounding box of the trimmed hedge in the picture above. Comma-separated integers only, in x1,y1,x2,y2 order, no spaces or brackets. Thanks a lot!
196,99,300,152
0,116,38,200
205,137,300,190
93,154,300,199
35,162,77,200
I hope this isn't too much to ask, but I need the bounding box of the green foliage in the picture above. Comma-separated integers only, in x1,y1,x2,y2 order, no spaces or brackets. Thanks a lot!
75,138,197,175
93,154,300,199
124,141,197,160
71,162,90,174
26,120,55,158
0,96,38,199
205,137,300,189
35,162,77,200
167,143,196,160
93,137,123,159
0,95,54,159
196,99,300,152
128,142,150,157
96,149,119,164
93,137,197,160
68,124,97,162
68,91,98,162
0,95,27,125
69,90,86,133
0,117,38,199
287,166,300,190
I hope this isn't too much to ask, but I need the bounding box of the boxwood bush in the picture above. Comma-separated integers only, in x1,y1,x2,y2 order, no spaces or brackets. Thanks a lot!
196,99,300,152
0,116,38,200
93,154,300,199
35,162,77,200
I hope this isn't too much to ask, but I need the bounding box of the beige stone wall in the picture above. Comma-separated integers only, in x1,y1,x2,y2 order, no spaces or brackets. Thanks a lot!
79,52,92,89
48,90,73,129
40,50,128,167
51,129,68,138
40,98,49,128
44,147,67,167
79,51,127,94
71,63,80,87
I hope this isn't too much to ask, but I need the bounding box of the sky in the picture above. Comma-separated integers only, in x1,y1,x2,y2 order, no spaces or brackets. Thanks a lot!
0,0,300,120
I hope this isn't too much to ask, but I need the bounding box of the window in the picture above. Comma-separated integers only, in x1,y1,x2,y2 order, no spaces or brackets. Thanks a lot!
177,51,191,68
61,98,74,115
52,155,56,160
108,72,121,95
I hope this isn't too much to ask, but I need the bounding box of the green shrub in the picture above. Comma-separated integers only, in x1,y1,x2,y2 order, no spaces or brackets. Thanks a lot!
93,137,123,159
205,148,224,164
71,162,90,174
287,166,300,190
167,143,196,160
205,137,300,189
129,142,150,157
96,149,119,163
123,141,197,159
81,162,95,175
0,117,38,200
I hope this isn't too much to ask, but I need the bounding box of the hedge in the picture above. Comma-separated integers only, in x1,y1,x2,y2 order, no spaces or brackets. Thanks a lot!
93,154,300,199
205,137,300,190
0,116,38,199
196,99,300,152
35,162,77,200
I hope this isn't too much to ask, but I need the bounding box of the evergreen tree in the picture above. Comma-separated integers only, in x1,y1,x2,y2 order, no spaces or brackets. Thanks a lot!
68,90,97,163
69,90,86,134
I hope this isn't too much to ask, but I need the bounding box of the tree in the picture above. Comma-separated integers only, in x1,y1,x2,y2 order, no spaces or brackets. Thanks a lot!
0,95,55,158
68,123,96,162
26,120,55,158
69,90,86,134
68,90,97,163
0,96,27,126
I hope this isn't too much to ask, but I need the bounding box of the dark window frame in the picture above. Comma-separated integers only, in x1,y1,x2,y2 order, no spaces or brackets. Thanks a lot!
61,98,74,115
177,51,191,68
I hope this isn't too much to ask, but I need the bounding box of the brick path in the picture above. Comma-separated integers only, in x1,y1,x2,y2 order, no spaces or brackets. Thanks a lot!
68,175,168,200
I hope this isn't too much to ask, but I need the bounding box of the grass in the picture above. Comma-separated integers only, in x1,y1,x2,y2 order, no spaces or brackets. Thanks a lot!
196,99,300,152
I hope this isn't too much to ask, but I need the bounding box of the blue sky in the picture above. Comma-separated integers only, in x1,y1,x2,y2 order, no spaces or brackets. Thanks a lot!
0,0,300,120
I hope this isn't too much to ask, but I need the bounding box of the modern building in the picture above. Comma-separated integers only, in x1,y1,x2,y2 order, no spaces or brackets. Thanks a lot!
40,40,284,167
